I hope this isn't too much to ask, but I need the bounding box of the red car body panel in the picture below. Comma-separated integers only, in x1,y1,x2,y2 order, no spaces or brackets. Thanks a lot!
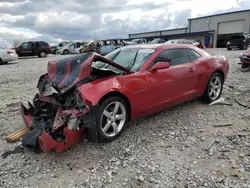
19,44,229,153
77,44,229,121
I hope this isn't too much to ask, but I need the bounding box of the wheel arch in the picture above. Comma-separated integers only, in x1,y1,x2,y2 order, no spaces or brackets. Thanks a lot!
214,69,224,82
98,91,131,121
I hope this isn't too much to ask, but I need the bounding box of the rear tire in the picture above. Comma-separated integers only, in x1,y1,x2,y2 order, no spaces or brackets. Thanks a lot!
202,72,224,103
96,96,129,143
38,51,47,58
227,47,232,50
241,64,249,69
0,58,4,65
63,50,69,55
0,59,7,65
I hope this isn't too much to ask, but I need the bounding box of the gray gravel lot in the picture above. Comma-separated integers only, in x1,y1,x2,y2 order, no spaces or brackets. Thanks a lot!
0,49,250,188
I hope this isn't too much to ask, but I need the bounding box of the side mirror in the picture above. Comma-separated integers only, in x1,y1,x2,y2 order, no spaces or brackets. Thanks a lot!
149,62,170,72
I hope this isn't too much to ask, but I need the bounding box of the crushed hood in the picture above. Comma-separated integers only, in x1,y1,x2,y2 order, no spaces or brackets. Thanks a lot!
46,52,131,92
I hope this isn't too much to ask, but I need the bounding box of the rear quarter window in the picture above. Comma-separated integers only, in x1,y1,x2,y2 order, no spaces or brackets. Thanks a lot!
188,49,201,62
38,42,49,47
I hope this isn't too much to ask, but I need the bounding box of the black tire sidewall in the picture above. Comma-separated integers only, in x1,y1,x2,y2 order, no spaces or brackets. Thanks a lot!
63,50,69,55
241,64,249,69
0,58,4,65
96,96,129,142
203,73,224,103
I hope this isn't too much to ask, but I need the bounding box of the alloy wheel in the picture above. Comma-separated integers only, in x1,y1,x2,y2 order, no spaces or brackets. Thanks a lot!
100,101,126,137
209,76,222,100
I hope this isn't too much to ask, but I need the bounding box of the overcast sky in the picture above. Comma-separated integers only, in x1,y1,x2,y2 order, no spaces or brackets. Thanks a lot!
0,0,250,46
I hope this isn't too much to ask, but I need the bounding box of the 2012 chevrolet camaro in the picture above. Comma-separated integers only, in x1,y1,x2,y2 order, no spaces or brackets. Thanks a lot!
20,44,229,152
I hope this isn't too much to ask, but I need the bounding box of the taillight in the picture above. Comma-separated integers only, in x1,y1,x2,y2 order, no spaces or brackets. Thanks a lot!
48,45,50,48
7,51,13,54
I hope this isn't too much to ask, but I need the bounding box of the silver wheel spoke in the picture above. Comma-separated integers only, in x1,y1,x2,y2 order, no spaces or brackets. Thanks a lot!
213,90,217,97
113,102,120,114
209,89,213,96
214,85,219,89
103,110,111,118
103,121,112,133
112,122,118,134
116,114,125,120
214,77,219,85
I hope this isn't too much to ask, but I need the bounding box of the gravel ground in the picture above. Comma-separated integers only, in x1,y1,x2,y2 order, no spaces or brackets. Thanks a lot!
0,49,250,188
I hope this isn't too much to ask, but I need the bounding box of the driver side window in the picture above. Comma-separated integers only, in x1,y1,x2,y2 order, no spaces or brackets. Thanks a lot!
153,49,190,66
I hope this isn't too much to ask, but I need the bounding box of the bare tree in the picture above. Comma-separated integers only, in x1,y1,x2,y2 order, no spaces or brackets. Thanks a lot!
13,39,21,48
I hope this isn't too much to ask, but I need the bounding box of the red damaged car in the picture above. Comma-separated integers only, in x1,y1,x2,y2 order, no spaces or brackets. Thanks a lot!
239,47,250,68
20,44,229,152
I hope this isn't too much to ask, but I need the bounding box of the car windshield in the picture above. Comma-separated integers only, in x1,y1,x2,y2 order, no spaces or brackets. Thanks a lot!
93,48,154,72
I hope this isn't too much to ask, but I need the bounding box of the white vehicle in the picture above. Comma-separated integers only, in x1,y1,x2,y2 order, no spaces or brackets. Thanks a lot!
57,41,87,55
72,41,90,54
0,41,18,65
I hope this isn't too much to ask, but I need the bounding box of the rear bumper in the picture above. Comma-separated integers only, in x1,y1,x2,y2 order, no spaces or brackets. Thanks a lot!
2,54,18,62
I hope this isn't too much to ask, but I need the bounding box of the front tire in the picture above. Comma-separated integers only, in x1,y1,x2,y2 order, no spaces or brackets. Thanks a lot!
0,58,4,65
96,96,129,143
202,72,224,103
227,47,232,50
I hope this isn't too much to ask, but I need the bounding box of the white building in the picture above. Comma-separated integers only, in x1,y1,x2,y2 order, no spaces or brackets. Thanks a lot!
128,9,250,48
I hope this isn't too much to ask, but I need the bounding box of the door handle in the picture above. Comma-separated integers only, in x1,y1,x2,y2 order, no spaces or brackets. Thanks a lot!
188,68,194,72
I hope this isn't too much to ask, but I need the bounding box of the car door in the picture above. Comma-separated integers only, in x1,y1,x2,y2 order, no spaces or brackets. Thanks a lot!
20,42,33,56
146,48,199,111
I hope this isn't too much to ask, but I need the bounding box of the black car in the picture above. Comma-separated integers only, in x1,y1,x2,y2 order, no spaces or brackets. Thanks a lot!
226,35,250,50
15,41,52,58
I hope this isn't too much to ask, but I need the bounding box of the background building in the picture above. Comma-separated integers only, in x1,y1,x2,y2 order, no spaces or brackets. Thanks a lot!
128,9,250,48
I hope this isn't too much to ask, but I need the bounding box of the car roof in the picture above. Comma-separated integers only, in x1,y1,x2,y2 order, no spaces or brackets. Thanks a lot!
120,43,196,50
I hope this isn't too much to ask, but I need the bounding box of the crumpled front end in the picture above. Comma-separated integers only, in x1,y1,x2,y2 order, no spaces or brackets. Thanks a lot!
239,54,250,65
20,74,97,153
239,48,250,66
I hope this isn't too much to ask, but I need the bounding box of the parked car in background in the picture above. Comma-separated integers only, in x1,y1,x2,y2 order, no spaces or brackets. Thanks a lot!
123,38,147,45
50,45,58,54
0,40,18,65
239,47,250,68
165,39,204,48
57,41,87,55
72,41,90,54
78,39,124,55
99,39,124,55
226,35,250,50
193,39,205,49
149,38,166,44
20,43,229,152
15,41,51,58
